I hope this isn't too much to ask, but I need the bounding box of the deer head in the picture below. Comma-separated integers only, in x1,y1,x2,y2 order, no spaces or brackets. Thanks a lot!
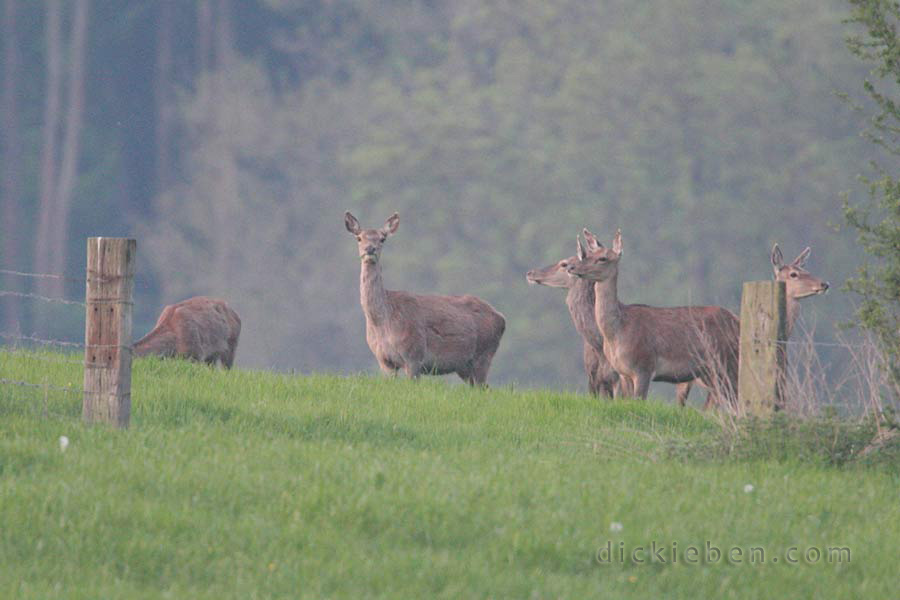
526,255,578,288
345,212,400,265
771,244,829,299
566,228,623,282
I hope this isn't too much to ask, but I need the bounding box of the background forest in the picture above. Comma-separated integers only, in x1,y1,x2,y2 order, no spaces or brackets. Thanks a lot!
0,0,879,391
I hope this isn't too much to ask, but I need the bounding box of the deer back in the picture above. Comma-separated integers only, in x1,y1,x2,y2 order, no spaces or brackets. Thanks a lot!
134,297,240,363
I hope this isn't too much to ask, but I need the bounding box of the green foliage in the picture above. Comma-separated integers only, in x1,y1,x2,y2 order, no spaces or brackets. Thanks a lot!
1,352,899,597
141,0,870,388
843,0,900,388
669,413,899,469
0,1,877,390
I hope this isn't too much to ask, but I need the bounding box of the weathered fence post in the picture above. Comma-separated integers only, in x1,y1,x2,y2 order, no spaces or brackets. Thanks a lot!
738,280,787,415
83,238,136,427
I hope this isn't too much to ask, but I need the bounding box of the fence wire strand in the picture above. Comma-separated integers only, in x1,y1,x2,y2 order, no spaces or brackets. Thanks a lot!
0,268,84,284
1,352,85,366
1,268,84,406
751,337,872,350
0,266,129,285
0,378,78,394
0,331,85,348
0,290,85,306
0,265,137,419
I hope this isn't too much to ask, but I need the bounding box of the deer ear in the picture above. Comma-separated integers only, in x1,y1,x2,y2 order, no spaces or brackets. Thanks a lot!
771,243,784,272
582,228,602,251
381,213,400,237
792,246,811,268
345,211,361,235
576,235,587,261
612,229,623,255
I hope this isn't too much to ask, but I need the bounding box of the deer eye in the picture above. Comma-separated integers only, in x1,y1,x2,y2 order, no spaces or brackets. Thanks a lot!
790,272,798,278
597,256,607,263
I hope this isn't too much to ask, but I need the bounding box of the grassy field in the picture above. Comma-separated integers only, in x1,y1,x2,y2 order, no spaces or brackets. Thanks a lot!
1,349,898,599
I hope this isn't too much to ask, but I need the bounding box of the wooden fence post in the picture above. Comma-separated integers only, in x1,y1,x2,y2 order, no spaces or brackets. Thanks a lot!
738,280,787,416
83,237,136,427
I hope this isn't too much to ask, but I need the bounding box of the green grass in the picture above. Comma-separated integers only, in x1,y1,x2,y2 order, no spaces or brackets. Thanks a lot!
1,349,898,599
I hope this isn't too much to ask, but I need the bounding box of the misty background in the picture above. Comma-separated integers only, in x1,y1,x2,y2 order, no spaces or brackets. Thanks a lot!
0,0,878,394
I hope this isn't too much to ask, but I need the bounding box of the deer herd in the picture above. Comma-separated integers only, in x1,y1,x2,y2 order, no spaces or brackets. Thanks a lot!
131,211,829,409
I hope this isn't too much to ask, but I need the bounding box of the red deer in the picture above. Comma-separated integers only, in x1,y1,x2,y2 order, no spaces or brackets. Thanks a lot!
566,229,740,401
529,254,700,403
527,255,620,397
345,212,505,385
133,296,241,368
771,244,829,338
677,244,830,407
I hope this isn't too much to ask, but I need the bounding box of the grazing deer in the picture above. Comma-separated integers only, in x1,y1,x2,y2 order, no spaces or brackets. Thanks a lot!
133,296,241,368
527,255,620,397
344,212,505,385
771,244,830,337
566,229,740,401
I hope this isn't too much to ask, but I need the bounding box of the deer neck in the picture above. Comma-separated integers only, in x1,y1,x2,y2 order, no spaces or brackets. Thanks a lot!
567,277,603,350
785,296,801,339
360,259,391,325
133,327,176,357
592,273,624,343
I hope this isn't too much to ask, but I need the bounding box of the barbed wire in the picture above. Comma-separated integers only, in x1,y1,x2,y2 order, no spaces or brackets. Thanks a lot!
0,290,85,307
749,337,874,350
0,268,84,284
784,339,871,349
85,270,128,284
1,266,128,285
0,378,78,394
0,337,133,352
0,266,131,414
0,331,86,348
0,352,85,366
0,376,81,422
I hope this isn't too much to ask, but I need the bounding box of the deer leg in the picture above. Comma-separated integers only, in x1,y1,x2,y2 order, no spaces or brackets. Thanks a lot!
615,375,634,398
403,363,422,379
587,368,600,397
703,390,717,411
595,370,617,399
632,373,651,400
377,360,398,377
584,344,601,396
456,363,477,386
221,339,237,369
457,372,477,386
675,381,692,407
471,351,496,387
175,334,193,361
607,377,620,399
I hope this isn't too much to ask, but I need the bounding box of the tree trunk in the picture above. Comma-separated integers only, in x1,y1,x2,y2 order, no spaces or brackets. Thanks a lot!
197,0,212,75
1,0,22,331
211,0,235,289
215,0,234,69
155,0,174,195
33,0,63,296
47,0,90,297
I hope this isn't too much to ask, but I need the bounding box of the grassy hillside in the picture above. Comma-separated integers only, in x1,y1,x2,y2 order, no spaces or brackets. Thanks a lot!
1,350,897,599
